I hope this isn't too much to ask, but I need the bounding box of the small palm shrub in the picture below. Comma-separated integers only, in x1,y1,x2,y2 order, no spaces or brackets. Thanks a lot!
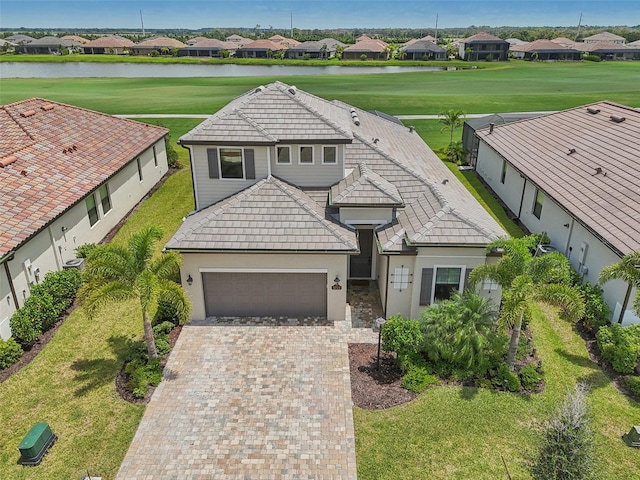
519,363,542,390
492,363,521,392
0,338,23,369
596,324,640,373
401,367,439,393
125,357,163,398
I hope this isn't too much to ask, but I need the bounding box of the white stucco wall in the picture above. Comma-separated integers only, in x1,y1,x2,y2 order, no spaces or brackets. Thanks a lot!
179,252,349,322
476,138,638,324
339,207,394,225
0,140,168,339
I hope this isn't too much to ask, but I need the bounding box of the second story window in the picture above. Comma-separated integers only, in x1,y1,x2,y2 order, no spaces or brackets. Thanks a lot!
277,146,291,164
533,188,544,219
220,148,244,179
299,146,314,164
323,146,337,164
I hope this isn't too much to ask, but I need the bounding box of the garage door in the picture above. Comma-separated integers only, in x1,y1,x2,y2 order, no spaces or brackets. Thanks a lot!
202,272,327,317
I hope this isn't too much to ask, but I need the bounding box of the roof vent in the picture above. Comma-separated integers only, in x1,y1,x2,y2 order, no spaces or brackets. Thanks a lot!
586,107,600,114
610,115,626,123
373,138,379,144
351,110,360,126
567,148,576,155
408,126,415,133
254,85,265,93
21,110,36,118
489,123,495,134
287,85,297,95
20,169,28,176
442,179,449,185
593,167,606,176
40,104,55,111
0,156,17,168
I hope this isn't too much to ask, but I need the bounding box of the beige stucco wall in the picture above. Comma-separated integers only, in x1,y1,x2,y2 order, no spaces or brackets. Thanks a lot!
179,252,349,321
339,207,394,225
0,140,168,339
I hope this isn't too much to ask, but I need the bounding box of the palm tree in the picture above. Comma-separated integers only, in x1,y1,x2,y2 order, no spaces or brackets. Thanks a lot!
599,251,640,320
439,109,465,145
471,236,585,369
79,226,191,358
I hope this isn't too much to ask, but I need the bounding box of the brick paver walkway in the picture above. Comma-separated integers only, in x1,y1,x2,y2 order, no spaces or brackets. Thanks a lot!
116,303,377,480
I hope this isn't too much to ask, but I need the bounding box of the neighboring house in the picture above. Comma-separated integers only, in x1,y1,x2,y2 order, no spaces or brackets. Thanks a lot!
629,39,640,47
15,36,82,54
506,38,527,47
400,39,446,60
462,112,545,167
268,34,300,48
178,39,237,57
403,35,437,47
82,35,135,54
343,39,389,60
0,98,169,339
187,37,209,45
551,37,579,48
579,42,640,60
61,35,89,44
236,39,287,58
225,34,253,47
130,37,187,55
5,34,34,45
509,40,581,61
285,38,346,59
0,39,15,52
166,82,506,323
474,102,640,325
582,31,626,44
458,32,509,61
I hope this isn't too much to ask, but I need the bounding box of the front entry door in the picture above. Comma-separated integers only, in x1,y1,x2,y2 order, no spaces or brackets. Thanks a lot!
350,229,373,278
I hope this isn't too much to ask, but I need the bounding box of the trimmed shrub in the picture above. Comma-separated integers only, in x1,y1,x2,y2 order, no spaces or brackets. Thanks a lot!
153,320,176,336
519,363,542,390
578,282,610,333
625,376,640,396
493,363,521,392
31,268,83,312
583,54,601,62
154,333,171,355
401,367,439,393
381,315,423,358
596,324,640,373
23,292,59,331
0,338,23,369
153,298,179,325
9,309,41,347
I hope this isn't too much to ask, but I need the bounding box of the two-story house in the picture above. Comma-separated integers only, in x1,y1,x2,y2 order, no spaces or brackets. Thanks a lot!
166,82,506,322
458,32,510,61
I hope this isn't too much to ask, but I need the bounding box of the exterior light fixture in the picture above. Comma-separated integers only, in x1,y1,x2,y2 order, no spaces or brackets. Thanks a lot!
334,276,340,284
373,317,387,371
61,226,68,232
186,274,193,286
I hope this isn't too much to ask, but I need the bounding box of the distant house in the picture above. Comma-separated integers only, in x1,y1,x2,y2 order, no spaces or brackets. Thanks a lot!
179,38,237,57
458,32,509,61
582,31,626,44
5,34,34,45
268,34,300,48
166,82,505,322
285,38,345,59
509,40,581,61
343,38,389,60
579,42,640,60
0,39,15,52
82,35,135,54
400,39,446,60
551,37,579,48
61,35,89,44
629,39,640,47
130,37,187,55
403,35,437,47
474,102,640,325
187,37,209,46
506,38,527,47
0,99,169,339
15,36,82,54
236,39,287,58
225,34,253,47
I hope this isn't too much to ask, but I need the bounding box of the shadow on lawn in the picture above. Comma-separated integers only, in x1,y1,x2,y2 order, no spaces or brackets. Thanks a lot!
70,335,133,397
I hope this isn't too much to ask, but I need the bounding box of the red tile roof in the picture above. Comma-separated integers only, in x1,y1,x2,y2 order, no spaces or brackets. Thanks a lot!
0,98,168,257
462,32,506,43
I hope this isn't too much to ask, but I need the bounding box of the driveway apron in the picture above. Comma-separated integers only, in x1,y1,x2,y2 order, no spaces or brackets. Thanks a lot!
115,317,374,479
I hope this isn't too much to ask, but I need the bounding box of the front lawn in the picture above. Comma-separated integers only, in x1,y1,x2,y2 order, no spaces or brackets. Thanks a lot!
0,119,199,480
354,304,640,479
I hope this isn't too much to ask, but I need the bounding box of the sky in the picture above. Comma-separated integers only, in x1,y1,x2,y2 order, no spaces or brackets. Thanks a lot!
0,0,639,30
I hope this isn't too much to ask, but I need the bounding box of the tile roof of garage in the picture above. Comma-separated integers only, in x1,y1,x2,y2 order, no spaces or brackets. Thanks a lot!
166,175,358,252
477,101,640,255
0,98,167,257
170,82,506,253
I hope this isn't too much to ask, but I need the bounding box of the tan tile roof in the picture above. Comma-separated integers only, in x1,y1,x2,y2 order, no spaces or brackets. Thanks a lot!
583,31,626,42
187,38,237,50
628,39,640,47
579,41,639,52
551,37,578,47
513,39,580,53
61,35,89,44
179,82,353,144
462,32,506,43
238,39,288,51
0,98,168,257
344,40,387,53
135,37,187,48
477,101,640,255
84,35,135,48
330,163,403,207
166,176,358,252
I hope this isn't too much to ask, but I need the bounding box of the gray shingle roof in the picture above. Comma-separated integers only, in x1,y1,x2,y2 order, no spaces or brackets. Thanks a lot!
402,40,445,53
477,101,640,255
330,162,403,206
166,176,358,252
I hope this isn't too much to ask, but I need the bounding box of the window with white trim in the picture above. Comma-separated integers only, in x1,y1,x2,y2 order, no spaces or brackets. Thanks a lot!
299,146,314,164
86,194,99,227
219,148,244,179
322,146,337,164
99,184,112,215
277,146,291,164
483,279,499,291
393,267,410,290
433,267,463,302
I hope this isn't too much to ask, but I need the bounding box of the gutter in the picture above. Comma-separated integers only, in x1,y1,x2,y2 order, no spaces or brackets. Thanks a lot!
1,251,20,310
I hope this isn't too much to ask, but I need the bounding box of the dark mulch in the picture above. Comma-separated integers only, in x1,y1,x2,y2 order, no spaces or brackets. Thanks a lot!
348,343,417,410
115,325,183,404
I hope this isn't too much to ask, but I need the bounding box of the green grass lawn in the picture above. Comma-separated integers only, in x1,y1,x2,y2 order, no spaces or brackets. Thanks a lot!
355,305,640,480
1,61,639,115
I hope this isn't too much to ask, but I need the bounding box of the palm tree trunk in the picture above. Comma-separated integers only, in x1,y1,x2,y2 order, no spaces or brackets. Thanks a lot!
506,312,524,370
143,309,158,359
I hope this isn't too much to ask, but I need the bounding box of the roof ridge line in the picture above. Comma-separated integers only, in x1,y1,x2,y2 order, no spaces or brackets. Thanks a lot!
270,177,357,249
449,206,503,241
235,109,278,141
275,83,353,140
360,163,403,203
382,226,406,251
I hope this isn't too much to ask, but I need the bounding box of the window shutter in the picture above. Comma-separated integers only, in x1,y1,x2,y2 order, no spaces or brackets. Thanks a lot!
419,268,434,306
207,149,219,178
244,149,255,179
464,268,473,291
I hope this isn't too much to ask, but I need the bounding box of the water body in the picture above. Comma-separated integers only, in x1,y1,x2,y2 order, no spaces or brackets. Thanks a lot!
1,62,446,79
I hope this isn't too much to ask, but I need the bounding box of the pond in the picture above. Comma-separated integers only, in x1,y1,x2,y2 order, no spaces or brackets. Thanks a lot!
1,62,448,78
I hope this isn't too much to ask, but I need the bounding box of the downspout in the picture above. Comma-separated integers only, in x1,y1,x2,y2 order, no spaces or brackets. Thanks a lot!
384,255,390,316
48,226,63,271
517,175,527,219
563,218,575,258
1,251,19,310
619,283,633,324
181,143,199,211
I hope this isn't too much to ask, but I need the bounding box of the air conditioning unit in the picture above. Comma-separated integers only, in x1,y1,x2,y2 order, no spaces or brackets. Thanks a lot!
63,258,85,270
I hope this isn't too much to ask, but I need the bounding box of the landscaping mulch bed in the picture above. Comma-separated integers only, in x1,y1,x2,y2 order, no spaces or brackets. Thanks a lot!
348,343,417,410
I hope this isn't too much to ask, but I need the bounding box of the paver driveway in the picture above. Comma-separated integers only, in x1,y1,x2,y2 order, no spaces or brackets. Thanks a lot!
116,317,376,479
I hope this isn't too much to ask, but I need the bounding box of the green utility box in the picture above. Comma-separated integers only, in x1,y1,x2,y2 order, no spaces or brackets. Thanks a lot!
18,423,57,466
623,425,640,448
